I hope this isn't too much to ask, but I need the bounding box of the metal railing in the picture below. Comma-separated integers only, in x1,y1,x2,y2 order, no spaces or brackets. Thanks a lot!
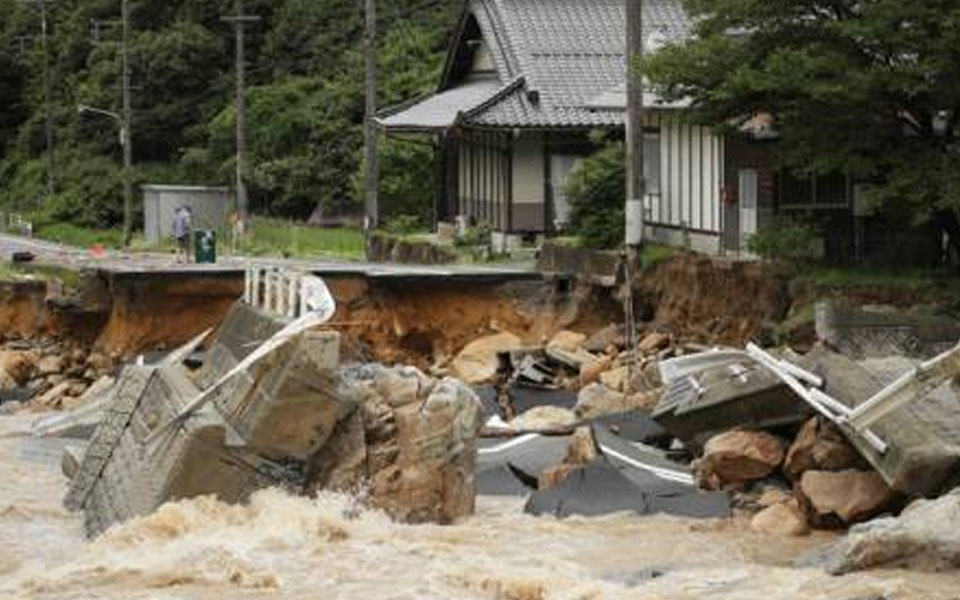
244,265,333,320
0,212,34,237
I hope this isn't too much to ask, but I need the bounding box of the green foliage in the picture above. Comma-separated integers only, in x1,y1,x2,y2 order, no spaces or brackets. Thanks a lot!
383,214,425,236
746,223,818,267
34,222,126,249
0,0,460,231
454,223,492,248
565,139,625,250
644,0,960,220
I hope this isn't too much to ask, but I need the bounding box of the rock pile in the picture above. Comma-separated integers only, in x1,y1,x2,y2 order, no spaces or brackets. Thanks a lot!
0,338,116,413
690,417,898,536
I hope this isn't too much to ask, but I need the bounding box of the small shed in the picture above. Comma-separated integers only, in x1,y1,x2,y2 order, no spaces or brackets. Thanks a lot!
142,184,234,243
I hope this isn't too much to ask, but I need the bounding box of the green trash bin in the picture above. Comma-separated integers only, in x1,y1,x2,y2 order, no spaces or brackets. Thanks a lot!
194,229,217,264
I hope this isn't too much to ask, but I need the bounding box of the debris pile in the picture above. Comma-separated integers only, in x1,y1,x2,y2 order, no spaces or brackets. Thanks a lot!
449,313,960,556
52,270,485,536
0,338,117,413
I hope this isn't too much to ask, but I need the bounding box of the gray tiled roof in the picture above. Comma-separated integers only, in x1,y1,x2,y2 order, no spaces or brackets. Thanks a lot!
465,0,692,128
381,0,692,131
378,77,504,131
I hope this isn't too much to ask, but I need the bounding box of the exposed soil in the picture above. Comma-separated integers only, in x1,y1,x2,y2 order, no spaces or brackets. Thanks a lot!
324,277,621,369
636,253,790,345
92,273,243,354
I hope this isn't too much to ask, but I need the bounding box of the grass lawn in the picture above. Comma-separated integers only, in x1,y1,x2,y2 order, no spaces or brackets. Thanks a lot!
33,222,128,249
33,218,366,260
237,218,365,259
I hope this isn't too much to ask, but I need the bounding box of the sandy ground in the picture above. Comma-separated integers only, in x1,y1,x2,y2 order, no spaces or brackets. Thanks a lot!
0,413,957,600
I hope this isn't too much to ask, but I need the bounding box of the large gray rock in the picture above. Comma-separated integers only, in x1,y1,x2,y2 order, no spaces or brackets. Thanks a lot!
313,364,484,524
803,488,960,574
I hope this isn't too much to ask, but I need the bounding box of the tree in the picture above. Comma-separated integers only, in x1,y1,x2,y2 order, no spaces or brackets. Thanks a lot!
645,0,960,259
565,136,625,249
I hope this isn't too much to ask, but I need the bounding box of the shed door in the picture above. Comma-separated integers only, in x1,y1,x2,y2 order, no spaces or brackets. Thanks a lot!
739,169,759,250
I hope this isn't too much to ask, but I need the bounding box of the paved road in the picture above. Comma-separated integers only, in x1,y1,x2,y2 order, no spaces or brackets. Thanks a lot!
0,233,540,281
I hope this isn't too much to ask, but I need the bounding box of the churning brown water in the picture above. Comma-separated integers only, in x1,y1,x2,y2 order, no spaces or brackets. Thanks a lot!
0,413,956,600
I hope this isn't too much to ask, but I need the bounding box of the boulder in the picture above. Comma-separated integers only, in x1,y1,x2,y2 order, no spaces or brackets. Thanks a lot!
583,324,625,354
600,366,630,392
751,499,811,536
574,383,627,420
757,487,791,508
450,332,521,384
637,332,671,355
579,355,614,387
0,350,37,385
0,368,19,391
802,488,960,574
509,405,579,433
546,330,587,353
784,417,864,480
798,470,897,525
311,366,485,525
697,430,784,488
37,355,65,377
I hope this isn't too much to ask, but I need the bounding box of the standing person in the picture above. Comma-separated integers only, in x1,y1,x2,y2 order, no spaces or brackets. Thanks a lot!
172,205,193,264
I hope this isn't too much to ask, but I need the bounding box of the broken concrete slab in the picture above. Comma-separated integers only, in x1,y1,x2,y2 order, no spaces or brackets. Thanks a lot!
65,364,266,537
803,347,960,496
801,487,960,574
654,351,812,447
815,300,960,359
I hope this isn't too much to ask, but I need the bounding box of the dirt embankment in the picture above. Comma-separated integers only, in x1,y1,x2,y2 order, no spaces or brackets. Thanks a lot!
635,254,790,345
324,277,621,369
93,273,243,354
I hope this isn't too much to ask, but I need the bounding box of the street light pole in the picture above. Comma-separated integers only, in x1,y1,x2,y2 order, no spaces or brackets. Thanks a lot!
120,0,133,247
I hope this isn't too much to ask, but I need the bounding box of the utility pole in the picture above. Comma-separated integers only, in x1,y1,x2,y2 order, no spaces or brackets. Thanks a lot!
363,0,379,231
19,0,56,198
623,0,645,355
120,0,133,247
39,0,54,199
223,1,259,234
625,0,645,251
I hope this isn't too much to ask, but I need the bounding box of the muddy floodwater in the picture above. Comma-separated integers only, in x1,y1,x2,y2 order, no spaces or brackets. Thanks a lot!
0,415,956,600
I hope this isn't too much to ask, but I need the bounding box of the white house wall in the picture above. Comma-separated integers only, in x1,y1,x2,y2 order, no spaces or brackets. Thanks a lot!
645,112,723,236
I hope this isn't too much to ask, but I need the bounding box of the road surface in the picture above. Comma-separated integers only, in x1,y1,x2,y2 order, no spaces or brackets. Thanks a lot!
0,233,540,281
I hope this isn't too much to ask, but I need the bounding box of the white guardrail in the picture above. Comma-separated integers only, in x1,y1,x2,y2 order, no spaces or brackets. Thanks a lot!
244,265,332,320
0,212,34,237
